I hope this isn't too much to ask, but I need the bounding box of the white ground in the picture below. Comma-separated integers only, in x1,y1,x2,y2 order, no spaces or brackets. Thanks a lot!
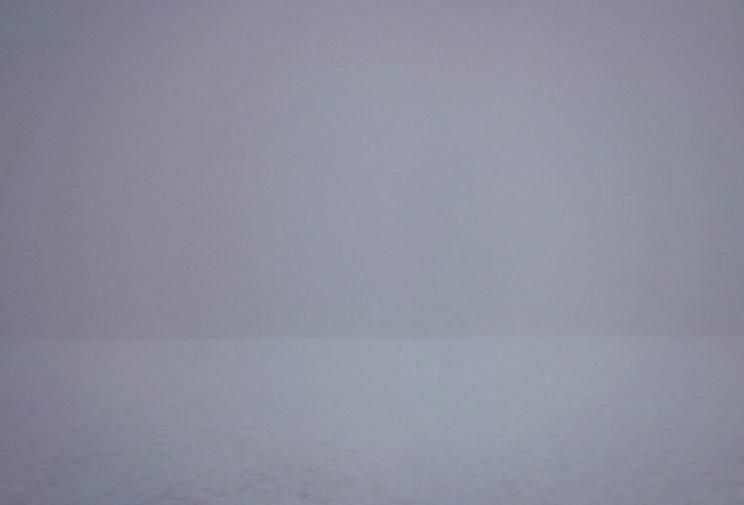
1,336,743,504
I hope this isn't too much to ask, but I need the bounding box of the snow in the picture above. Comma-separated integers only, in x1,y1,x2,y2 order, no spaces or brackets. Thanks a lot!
2,336,743,504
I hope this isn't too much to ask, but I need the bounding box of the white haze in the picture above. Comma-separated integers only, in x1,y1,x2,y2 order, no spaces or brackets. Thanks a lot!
2,1,744,339
2,2,744,504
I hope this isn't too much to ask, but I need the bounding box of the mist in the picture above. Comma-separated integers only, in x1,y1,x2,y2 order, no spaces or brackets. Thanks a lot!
2,1,744,341
4,3,744,504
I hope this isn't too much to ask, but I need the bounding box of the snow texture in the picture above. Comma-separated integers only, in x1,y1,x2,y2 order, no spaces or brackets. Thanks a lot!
2,336,743,504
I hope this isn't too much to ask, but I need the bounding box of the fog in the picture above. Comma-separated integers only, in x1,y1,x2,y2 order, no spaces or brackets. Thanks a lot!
2,0,744,339
3,3,744,503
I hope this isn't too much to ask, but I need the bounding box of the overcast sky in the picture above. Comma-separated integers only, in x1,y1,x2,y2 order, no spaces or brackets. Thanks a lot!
2,1,743,339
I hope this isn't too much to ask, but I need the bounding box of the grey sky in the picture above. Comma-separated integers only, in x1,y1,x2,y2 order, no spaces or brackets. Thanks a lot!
2,1,743,338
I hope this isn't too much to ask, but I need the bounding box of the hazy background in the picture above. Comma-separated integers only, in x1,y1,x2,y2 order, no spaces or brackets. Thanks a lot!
2,0,743,340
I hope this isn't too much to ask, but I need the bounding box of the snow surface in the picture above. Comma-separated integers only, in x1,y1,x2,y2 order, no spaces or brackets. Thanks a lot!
1,336,743,504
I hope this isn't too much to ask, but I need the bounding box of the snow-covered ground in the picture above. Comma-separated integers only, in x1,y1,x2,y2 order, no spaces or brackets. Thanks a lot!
1,336,743,504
